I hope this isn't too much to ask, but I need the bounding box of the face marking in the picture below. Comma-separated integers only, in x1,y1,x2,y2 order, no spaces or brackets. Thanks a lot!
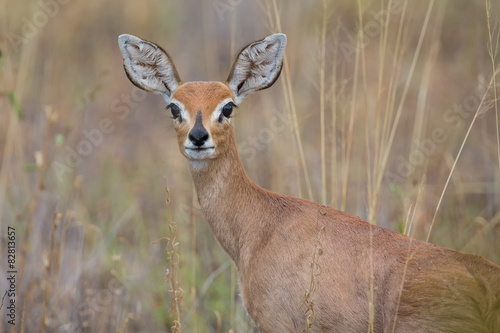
184,110,215,160
189,111,209,146
168,81,236,162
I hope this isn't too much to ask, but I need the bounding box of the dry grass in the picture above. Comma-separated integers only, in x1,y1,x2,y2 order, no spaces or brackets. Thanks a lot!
1,0,499,332
151,181,183,333
302,205,326,333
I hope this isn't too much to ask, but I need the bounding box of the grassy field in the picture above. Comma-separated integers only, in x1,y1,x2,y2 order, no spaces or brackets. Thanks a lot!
1,0,499,332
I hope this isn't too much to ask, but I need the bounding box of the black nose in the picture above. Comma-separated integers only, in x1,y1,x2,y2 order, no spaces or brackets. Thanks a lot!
189,110,209,147
189,129,209,147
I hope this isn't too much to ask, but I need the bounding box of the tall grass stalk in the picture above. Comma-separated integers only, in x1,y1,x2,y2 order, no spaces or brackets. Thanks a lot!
410,1,445,166
271,0,314,200
330,23,341,208
41,211,62,333
201,0,220,79
353,2,376,330
152,181,183,332
391,236,413,332
372,0,393,207
2,38,38,287
377,0,392,93
189,187,198,332
20,293,27,333
461,210,500,253
486,0,500,173
320,0,328,205
391,177,427,331
374,0,434,227
302,206,325,333
376,0,408,188
426,72,498,242
20,106,57,291
342,25,361,212
259,0,308,199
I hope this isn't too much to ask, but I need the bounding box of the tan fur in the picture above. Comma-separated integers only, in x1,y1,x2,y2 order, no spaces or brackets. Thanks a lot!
119,34,500,333
173,82,234,115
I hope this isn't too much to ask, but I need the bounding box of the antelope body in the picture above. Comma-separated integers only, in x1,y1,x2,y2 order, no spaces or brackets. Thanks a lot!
118,33,500,332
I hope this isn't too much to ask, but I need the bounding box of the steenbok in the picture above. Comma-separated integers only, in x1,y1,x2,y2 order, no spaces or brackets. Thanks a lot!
119,33,500,332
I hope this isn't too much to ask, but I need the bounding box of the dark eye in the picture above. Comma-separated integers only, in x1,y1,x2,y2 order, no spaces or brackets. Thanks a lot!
168,103,181,121
219,102,236,123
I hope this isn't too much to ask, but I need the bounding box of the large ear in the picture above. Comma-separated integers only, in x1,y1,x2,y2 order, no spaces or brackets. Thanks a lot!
118,34,181,103
227,33,287,104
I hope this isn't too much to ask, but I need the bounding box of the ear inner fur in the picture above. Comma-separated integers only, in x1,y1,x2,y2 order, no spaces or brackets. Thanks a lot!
118,34,182,100
226,33,287,104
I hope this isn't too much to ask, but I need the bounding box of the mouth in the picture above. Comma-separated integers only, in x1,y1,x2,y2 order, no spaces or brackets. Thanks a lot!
184,147,215,159
186,147,215,150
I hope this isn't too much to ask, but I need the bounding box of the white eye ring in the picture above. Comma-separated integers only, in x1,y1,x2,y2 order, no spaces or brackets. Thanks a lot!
168,103,181,120
219,102,237,123
168,99,189,123
210,98,236,123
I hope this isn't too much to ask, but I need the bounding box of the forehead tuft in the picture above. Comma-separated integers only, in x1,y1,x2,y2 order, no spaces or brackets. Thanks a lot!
173,82,234,114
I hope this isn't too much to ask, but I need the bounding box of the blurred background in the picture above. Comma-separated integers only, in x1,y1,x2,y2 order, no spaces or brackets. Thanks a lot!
1,0,499,332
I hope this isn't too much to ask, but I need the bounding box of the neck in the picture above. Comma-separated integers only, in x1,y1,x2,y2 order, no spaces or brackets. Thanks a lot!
188,130,266,268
